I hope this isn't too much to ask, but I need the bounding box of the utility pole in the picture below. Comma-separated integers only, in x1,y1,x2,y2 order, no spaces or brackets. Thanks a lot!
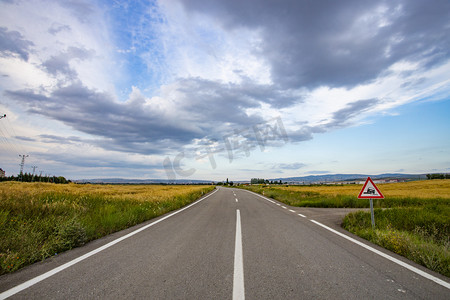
19,154,29,181
31,166,38,182
39,171,43,182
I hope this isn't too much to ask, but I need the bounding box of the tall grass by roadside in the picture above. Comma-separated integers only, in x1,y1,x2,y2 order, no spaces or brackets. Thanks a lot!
342,207,450,277
0,182,214,275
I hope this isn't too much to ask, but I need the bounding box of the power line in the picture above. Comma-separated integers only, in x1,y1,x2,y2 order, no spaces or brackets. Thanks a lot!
0,113,26,155
19,154,29,181
4,114,27,154
31,165,38,181
0,114,20,154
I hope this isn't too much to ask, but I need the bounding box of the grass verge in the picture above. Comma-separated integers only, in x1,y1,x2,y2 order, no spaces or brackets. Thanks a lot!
0,182,214,275
342,207,450,277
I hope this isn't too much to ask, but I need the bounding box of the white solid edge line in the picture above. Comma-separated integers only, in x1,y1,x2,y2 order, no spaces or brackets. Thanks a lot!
298,214,306,218
0,189,219,300
233,209,245,300
309,219,450,290
242,189,278,205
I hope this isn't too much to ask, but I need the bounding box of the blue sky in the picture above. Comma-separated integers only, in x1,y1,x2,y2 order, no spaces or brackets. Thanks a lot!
0,0,449,181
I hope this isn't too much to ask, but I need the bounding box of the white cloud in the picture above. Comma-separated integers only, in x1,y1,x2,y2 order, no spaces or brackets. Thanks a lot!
0,0,117,94
158,0,271,85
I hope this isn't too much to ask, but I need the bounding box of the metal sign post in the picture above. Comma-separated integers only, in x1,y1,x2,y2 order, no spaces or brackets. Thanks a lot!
369,198,375,228
358,177,384,230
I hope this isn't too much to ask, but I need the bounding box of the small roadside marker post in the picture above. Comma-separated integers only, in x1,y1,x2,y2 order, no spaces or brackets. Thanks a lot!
358,177,384,229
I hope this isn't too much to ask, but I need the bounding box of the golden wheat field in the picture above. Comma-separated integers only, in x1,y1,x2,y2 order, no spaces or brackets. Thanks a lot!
0,181,213,202
276,179,450,198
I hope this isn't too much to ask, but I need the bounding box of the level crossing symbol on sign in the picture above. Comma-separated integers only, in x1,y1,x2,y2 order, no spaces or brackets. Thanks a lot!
358,177,384,199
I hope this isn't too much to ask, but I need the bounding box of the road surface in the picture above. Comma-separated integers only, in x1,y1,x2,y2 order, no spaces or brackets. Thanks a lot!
1,187,449,299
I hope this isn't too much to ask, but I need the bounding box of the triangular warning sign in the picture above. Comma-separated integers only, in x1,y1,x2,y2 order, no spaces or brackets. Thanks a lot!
358,177,384,199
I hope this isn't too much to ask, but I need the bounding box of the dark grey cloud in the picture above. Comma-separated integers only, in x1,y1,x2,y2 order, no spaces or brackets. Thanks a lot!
179,0,450,90
272,162,306,170
15,136,36,142
327,98,379,129
0,27,34,61
306,170,331,174
5,84,180,154
48,23,71,35
35,151,161,170
60,0,95,23
174,78,263,127
5,77,294,154
39,134,82,144
286,126,315,143
42,46,94,79
287,98,379,142
4,79,380,161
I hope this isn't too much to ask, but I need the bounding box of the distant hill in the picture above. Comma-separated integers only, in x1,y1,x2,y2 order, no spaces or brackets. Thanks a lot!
73,178,214,184
271,173,427,183
74,173,428,184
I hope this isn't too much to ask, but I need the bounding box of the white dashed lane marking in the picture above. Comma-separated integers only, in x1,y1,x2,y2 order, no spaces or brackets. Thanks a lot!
233,209,245,300
242,189,310,219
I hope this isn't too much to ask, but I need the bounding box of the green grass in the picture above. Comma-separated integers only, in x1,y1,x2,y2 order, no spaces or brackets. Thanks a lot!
342,207,450,277
0,183,214,274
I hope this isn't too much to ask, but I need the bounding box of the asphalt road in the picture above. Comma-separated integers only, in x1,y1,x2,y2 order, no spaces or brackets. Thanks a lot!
1,187,449,299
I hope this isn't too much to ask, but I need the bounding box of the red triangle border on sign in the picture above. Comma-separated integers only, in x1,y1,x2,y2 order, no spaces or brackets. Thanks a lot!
358,177,385,199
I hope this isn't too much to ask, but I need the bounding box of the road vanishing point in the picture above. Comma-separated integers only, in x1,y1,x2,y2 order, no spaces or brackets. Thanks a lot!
1,187,449,299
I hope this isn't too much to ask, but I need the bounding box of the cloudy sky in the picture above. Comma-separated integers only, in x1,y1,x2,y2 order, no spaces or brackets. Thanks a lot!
0,0,449,181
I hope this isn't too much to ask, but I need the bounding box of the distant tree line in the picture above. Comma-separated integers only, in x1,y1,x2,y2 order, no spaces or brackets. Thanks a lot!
250,178,284,184
216,178,234,186
426,173,450,180
0,173,71,183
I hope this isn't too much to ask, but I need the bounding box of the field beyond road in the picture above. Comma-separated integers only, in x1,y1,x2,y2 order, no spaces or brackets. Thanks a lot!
238,180,450,277
238,179,450,208
277,180,450,198
0,182,214,275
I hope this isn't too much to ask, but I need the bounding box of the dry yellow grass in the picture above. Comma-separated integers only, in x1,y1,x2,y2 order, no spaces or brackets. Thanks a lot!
0,182,213,202
275,179,450,199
